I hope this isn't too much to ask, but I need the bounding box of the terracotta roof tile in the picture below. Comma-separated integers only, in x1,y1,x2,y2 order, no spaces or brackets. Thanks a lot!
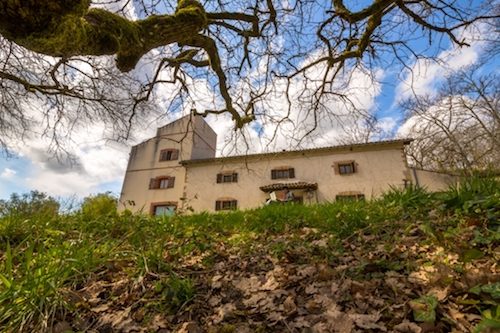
181,139,412,166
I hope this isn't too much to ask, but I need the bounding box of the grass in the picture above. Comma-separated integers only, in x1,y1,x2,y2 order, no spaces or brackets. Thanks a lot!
0,177,498,331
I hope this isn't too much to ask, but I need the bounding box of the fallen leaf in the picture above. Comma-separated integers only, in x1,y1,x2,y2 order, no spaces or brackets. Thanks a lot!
261,275,279,291
90,303,110,313
394,320,423,333
297,265,317,277
212,303,236,324
428,286,450,301
283,295,297,314
349,313,386,331
305,283,319,295
177,321,203,333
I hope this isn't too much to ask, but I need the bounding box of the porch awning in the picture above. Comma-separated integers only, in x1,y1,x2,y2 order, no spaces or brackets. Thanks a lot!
259,181,318,192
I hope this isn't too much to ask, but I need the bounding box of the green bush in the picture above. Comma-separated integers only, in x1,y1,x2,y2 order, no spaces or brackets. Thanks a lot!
0,191,60,244
80,192,117,219
0,191,59,219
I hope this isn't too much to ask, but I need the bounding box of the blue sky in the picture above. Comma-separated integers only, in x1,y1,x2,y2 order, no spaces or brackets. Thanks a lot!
0,153,125,200
0,0,498,200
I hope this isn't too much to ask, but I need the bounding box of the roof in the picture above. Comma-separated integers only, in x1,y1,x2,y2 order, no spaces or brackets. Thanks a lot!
260,182,318,192
181,138,412,166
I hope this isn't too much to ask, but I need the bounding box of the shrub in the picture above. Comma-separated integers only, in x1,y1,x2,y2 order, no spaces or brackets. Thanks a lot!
0,191,60,244
0,191,59,219
80,192,117,219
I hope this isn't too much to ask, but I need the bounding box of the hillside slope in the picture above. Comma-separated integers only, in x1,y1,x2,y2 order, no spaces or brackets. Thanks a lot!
0,180,499,332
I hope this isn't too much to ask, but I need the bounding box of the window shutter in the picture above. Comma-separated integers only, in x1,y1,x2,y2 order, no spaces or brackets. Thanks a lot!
171,149,179,160
215,201,221,211
216,173,222,183
271,170,277,179
333,163,339,174
289,168,295,178
168,177,175,188
232,173,238,182
149,178,155,189
352,162,357,173
232,200,237,209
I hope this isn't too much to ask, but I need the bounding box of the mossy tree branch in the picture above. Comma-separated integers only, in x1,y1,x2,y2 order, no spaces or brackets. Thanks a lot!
0,0,497,151
0,0,208,71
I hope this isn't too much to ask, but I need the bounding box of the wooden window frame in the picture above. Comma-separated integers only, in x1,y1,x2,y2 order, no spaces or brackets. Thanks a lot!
159,148,179,162
271,167,295,180
333,161,356,175
216,172,238,183
215,199,238,211
150,201,177,216
149,176,175,189
335,194,365,201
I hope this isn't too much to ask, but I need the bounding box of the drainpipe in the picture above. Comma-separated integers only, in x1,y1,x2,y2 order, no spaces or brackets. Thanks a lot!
412,167,420,188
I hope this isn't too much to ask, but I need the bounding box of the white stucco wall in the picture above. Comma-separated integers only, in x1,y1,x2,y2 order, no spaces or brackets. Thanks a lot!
411,169,458,192
119,115,216,213
182,145,410,212
119,116,440,215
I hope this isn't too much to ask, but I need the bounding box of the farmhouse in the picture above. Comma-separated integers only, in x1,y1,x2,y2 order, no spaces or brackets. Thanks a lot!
119,115,453,215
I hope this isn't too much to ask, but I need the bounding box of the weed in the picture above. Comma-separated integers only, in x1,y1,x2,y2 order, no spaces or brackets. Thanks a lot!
152,275,195,313
381,185,434,215
443,176,499,218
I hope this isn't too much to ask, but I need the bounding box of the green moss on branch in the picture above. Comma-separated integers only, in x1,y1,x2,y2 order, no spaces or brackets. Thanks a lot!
0,0,208,72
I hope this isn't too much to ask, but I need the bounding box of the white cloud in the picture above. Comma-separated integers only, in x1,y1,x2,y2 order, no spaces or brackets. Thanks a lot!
395,23,494,102
0,168,16,179
378,117,397,133
0,2,387,198
10,132,130,197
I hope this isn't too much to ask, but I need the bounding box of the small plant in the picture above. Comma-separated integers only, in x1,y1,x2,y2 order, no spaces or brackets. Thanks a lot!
381,185,433,213
409,295,439,323
153,275,195,313
469,283,500,332
0,239,108,331
443,176,499,217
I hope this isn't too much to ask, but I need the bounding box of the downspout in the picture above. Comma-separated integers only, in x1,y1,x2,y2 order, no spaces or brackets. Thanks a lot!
412,167,420,188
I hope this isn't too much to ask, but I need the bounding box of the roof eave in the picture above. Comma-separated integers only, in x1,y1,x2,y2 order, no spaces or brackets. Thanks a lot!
181,138,413,166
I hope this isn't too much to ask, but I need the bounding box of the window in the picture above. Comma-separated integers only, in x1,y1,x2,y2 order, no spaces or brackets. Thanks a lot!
336,194,365,201
159,149,179,161
151,202,177,216
334,161,356,175
271,167,295,180
216,172,238,183
215,199,238,211
149,176,175,189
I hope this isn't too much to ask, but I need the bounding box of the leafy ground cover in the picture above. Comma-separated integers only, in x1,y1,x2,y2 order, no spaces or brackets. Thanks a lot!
0,179,499,332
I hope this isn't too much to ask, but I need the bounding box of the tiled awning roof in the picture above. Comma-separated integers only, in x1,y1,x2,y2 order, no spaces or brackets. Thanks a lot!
260,182,318,192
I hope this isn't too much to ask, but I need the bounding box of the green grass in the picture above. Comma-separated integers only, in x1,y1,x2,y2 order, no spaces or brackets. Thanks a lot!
0,176,498,331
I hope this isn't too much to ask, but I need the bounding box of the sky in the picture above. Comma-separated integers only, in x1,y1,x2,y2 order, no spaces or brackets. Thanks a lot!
0,0,498,200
